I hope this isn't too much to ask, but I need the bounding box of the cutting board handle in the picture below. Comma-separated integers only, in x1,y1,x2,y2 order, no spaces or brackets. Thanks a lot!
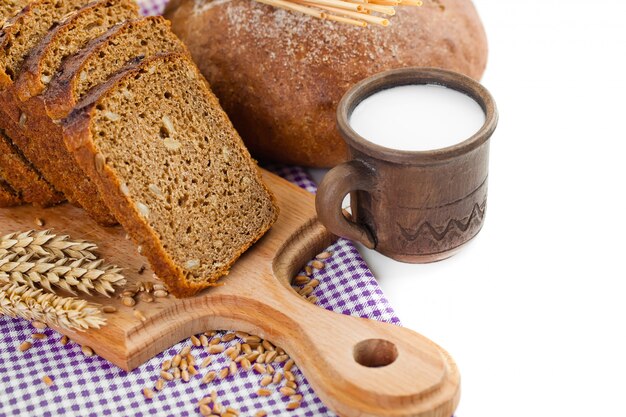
205,220,460,417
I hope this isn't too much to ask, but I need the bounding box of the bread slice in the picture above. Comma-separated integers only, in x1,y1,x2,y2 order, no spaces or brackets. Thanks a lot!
0,0,139,225
14,0,139,101
0,178,22,208
0,0,92,88
0,128,64,207
0,0,30,27
63,53,278,297
0,0,65,207
45,16,188,120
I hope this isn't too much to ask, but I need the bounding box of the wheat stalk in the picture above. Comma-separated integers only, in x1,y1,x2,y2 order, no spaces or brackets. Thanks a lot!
0,283,106,331
253,0,422,27
0,229,98,260
0,253,126,297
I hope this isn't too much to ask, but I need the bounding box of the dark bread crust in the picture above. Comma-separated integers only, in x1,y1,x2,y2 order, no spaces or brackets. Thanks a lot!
0,127,64,207
63,54,278,297
0,179,22,208
45,16,184,120
13,0,139,102
164,0,489,167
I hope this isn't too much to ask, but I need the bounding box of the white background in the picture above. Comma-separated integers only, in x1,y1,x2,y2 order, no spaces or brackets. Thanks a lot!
311,1,626,415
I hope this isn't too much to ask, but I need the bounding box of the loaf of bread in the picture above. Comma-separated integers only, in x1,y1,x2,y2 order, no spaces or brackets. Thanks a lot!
164,0,489,167
63,53,278,297
0,0,140,225
0,0,64,207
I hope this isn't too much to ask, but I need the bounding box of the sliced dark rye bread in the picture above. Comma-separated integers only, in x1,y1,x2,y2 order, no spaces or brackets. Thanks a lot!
0,0,64,207
0,128,64,206
45,16,188,120
15,0,139,102
0,1,139,225
0,178,22,208
0,0,31,27
63,53,278,297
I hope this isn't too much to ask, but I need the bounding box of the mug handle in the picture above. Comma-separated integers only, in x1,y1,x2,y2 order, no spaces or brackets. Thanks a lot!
316,160,377,249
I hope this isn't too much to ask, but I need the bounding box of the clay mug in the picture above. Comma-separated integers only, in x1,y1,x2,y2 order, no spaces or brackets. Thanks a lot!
316,68,498,263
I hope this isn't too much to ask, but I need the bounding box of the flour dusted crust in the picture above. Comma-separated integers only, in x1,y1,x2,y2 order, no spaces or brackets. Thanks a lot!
165,0,489,167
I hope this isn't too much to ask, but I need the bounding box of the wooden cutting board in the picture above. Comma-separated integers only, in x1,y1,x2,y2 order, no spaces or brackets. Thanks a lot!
0,169,460,417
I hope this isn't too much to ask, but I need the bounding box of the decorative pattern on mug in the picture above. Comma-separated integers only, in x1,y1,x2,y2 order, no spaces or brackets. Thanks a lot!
396,200,487,253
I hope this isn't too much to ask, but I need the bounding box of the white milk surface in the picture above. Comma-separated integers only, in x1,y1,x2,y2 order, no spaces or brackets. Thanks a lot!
349,84,486,151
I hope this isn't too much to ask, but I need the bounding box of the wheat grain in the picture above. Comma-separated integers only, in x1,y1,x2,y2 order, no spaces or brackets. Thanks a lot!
0,253,125,297
42,375,54,387
0,283,106,331
256,388,271,396
19,341,32,352
0,230,97,260
316,251,333,260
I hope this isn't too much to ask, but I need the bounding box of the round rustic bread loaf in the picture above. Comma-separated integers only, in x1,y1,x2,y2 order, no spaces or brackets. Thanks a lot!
164,0,488,167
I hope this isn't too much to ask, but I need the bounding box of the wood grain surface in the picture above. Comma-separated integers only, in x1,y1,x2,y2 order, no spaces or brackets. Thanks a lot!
0,169,460,417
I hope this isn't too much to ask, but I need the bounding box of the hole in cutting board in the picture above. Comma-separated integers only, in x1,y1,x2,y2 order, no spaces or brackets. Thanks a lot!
353,339,398,368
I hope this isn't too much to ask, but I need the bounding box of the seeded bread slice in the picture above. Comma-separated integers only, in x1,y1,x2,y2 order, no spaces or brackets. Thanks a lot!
0,0,30,27
0,0,64,207
0,128,64,207
0,179,22,208
63,53,278,297
45,16,188,120
14,0,139,102
0,0,139,225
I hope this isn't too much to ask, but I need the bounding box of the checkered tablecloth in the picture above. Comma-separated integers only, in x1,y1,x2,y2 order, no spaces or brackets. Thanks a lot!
0,164,401,417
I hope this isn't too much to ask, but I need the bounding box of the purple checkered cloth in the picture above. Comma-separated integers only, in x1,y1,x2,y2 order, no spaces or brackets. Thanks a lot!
0,164,400,417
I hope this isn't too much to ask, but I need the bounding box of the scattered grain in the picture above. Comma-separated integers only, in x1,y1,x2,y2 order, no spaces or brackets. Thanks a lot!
173,367,181,379
190,335,201,347
284,359,294,371
235,331,249,338
286,380,297,389
244,335,261,344
274,354,289,363
272,372,283,384
188,365,198,376
81,345,94,357
308,279,320,288
299,286,313,297
255,411,267,417
199,404,212,416
142,387,154,400
32,333,46,340
155,378,165,391
266,364,275,375
121,297,136,307
201,371,216,384
229,361,238,375
260,375,272,386
265,351,278,363
180,346,192,356
200,357,213,368
19,341,32,352
290,394,303,402
32,321,47,330
209,337,221,346
153,289,169,298
35,218,45,227
242,344,252,354
42,375,54,387
133,310,147,322
285,371,295,381
218,367,229,379
222,333,236,342
311,260,325,270
102,306,117,314
253,363,266,374
181,369,190,382
316,251,333,260
60,335,69,346
161,371,174,381
241,358,252,371
286,401,301,410
256,388,271,396
293,275,310,285
280,386,296,396
208,344,225,354
305,266,313,276
172,354,182,367
200,335,209,347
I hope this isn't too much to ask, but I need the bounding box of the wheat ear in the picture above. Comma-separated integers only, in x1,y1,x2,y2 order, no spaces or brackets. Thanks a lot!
0,253,126,297
0,283,106,331
0,230,97,260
